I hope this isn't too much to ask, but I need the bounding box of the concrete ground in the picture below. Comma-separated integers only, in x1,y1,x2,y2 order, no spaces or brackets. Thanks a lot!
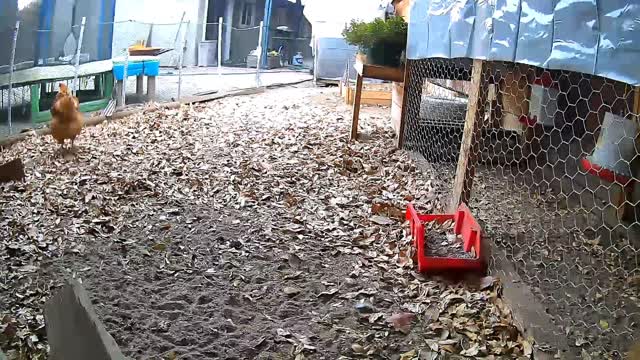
125,66,313,104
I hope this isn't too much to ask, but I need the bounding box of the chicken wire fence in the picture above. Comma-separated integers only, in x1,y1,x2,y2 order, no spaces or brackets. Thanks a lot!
403,58,640,358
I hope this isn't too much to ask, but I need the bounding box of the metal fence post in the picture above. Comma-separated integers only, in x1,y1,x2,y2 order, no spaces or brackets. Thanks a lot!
256,21,264,87
73,17,87,96
177,21,189,100
8,21,20,135
172,12,187,68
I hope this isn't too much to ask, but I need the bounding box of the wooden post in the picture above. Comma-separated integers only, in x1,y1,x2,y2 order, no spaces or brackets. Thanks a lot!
396,62,411,148
618,86,640,222
450,59,488,212
136,75,144,96
350,73,364,141
115,80,124,107
147,76,157,102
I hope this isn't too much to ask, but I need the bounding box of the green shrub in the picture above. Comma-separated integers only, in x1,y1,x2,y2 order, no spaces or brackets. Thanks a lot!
342,17,408,51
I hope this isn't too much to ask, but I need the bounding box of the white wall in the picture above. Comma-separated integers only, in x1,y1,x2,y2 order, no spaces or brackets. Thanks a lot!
112,0,206,66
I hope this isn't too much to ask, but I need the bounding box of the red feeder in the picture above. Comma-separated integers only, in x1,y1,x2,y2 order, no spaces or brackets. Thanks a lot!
406,203,485,273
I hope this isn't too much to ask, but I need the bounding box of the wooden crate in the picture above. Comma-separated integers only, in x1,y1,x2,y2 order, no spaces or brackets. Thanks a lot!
340,81,392,106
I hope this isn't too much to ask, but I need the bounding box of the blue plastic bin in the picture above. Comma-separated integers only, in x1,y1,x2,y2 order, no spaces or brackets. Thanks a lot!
113,60,160,81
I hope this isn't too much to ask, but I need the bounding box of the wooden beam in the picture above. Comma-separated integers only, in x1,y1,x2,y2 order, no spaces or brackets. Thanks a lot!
354,61,404,82
396,62,411,148
350,73,364,141
450,59,489,212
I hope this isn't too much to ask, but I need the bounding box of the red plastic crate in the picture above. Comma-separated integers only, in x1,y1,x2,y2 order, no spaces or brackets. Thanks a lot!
406,203,485,273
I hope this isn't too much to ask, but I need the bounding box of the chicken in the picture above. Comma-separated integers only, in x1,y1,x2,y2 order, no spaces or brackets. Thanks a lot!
51,83,79,114
50,83,83,151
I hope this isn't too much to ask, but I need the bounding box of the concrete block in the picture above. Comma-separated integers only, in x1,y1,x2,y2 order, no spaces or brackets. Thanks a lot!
45,278,126,360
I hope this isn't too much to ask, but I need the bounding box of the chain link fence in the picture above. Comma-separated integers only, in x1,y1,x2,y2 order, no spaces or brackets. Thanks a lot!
403,58,640,358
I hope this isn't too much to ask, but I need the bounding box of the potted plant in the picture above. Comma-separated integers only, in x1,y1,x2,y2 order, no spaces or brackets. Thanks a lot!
342,16,407,67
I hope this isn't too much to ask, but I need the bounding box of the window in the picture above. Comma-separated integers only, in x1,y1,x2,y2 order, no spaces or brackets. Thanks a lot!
240,1,255,26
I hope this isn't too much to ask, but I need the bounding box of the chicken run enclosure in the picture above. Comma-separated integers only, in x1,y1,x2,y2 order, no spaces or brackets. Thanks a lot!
399,2,640,357
400,57,640,357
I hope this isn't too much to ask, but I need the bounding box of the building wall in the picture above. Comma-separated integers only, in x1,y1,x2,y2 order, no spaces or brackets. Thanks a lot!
228,0,265,63
112,0,206,66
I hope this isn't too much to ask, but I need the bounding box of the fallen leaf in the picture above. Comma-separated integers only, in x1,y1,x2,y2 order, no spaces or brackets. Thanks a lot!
370,215,395,226
399,349,417,360
351,343,365,354
388,312,415,334
152,243,167,252
317,288,338,298
460,343,480,357
283,286,301,297
479,276,495,290
599,320,609,330
288,253,302,269
522,339,533,356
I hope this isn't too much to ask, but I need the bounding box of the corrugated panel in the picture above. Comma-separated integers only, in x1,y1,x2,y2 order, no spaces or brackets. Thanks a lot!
407,0,640,85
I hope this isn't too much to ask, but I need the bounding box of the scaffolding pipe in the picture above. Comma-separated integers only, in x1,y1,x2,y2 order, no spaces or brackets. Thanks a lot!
73,17,87,96
8,21,20,135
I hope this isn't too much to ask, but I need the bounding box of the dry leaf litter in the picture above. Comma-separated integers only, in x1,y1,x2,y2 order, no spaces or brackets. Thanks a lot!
1,85,533,359
424,220,474,259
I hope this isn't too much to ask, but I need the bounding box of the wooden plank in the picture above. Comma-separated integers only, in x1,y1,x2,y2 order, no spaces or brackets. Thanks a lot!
360,98,392,106
45,278,126,360
450,59,488,211
351,73,364,140
362,90,392,100
354,61,404,82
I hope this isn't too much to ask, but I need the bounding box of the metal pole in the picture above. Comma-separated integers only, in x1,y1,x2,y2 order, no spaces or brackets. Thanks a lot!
73,17,87,96
256,21,264,87
177,21,189,100
122,49,129,107
218,17,223,82
172,12,187,68
8,21,20,135
261,0,273,69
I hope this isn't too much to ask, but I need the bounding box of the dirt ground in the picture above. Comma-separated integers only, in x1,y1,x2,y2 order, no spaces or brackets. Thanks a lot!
1,85,532,359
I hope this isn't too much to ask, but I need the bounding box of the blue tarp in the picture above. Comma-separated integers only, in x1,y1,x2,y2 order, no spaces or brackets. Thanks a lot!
407,0,640,85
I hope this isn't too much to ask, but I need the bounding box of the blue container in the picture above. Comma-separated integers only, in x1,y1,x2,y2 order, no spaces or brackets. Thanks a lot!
113,60,160,80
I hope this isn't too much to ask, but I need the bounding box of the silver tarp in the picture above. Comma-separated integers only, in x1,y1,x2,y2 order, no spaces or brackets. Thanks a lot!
407,0,640,85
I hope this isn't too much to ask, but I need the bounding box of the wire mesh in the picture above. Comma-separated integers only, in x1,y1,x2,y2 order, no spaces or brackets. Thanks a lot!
403,58,640,358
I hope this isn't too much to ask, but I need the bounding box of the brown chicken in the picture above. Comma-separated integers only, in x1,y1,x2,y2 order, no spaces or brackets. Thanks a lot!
50,83,83,151
51,83,79,113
